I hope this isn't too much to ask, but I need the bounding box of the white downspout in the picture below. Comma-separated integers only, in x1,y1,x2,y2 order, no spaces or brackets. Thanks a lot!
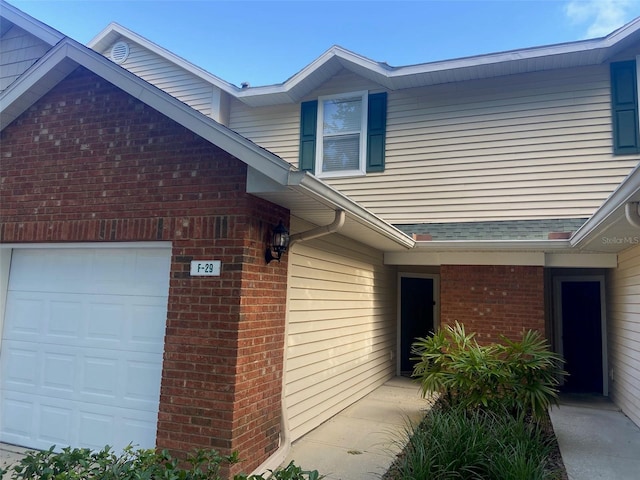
250,209,346,475
288,209,346,245
625,202,640,228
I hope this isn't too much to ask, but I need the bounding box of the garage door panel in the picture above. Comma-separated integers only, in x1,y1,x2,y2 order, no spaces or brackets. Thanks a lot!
124,359,163,403
42,352,76,392
5,293,167,353
1,247,170,452
3,340,162,410
7,249,170,296
39,404,73,446
2,391,159,452
3,296,44,337
49,300,82,338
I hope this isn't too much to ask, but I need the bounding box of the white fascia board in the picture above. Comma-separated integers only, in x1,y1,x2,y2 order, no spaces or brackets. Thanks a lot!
545,253,617,268
287,171,415,249
384,239,571,265
411,239,571,250
386,250,546,266
385,249,617,267
0,45,78,128
87,23,240,96
0,0,64,46
84,16,640,107
0,39,293,186
232,17,640,106
571,162,640,248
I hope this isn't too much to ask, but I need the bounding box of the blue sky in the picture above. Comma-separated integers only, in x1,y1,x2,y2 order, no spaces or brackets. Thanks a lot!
7,0,640,87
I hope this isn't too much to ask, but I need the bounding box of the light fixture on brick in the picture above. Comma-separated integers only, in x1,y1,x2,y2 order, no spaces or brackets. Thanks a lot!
265,220,290,264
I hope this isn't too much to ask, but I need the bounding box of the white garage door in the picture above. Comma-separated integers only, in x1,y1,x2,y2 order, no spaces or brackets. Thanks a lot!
0,247,171,452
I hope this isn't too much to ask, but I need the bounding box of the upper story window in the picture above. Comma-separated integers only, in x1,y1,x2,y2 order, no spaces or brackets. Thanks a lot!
299,91,387,177
318,92,367,177
610,59,639,155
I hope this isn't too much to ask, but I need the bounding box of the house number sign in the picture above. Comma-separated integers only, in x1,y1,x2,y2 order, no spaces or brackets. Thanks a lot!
190,260,221,276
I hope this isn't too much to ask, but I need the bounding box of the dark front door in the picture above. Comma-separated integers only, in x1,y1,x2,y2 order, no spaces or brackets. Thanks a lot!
560,280,603,394
400,277,435,374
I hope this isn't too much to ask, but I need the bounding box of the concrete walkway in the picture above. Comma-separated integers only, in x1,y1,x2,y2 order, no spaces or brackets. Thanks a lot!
282,376,428,480
549,395,640,480
0,442,30,472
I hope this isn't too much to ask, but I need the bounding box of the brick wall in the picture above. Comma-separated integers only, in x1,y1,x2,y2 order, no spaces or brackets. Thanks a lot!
0,67,288,475
440,265,545,342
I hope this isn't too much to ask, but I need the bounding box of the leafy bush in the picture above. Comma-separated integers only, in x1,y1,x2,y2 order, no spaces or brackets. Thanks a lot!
1,445,321,480
411,322,566,418
390,404,560,480
239,461,323,480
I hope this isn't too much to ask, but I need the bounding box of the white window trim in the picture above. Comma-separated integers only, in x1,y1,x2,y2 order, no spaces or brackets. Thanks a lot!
315,90,368,179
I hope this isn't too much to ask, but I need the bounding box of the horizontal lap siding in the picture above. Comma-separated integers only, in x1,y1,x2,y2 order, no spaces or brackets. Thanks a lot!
0,25,50,92
285,221,396,440
96,41,215,117
342,65,638,223
229,67,639,223
229,100,300,161
607,245,640,428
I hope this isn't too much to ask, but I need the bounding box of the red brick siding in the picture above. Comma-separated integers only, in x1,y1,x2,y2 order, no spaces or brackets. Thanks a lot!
0,67,287,475
440,265,545,343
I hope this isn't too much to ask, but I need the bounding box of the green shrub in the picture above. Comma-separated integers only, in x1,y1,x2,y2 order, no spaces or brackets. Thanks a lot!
411,322,566,418
2,445,321,480
238,460,323,480
391,404,559,480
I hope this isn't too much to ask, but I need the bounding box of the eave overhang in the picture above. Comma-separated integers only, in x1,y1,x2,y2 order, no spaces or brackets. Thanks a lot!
86,16,640,107
571,162,640,253
0,0,64,46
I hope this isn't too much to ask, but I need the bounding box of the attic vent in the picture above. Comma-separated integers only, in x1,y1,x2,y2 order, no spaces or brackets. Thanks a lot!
110,41,130,64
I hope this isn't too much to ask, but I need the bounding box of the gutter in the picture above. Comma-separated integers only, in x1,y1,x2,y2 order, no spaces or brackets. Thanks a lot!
625,202,640,228
571,163,640,248
289,210,346,245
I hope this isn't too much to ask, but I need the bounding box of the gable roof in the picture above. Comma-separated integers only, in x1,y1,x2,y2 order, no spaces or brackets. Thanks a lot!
0,4,414,252
0,0,64,46
88,16,640,107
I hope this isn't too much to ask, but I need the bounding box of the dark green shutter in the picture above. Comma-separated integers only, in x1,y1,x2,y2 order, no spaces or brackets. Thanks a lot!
299,100,318,171
367,92,387,172
611,61,639,155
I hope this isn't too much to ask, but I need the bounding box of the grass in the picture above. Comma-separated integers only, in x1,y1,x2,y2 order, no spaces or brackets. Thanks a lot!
384,402,566,480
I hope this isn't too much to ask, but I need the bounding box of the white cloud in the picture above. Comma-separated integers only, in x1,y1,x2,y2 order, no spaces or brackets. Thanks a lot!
565,0,640,37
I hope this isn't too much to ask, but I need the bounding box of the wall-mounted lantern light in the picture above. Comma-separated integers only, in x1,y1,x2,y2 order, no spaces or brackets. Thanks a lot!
265,221,290,264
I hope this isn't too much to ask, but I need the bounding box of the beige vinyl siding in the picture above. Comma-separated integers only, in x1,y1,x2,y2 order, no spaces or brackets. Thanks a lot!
607,245,640,428
285,220,396,440
96,40,217,118
229,71,382,165
229,100,300,161
229,67,639,223
0,25,50,92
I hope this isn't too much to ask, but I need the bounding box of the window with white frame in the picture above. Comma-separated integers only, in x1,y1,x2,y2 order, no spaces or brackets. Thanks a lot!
299,91,387,176
316,91,368,177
